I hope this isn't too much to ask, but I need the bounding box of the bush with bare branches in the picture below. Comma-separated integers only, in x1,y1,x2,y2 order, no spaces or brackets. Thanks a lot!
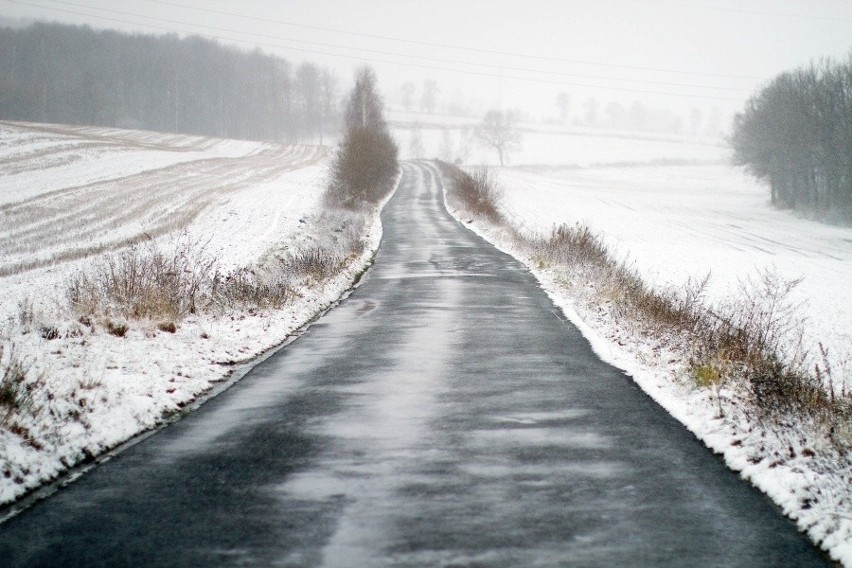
0,343,40,427
68,236,217,322
437,162,504,224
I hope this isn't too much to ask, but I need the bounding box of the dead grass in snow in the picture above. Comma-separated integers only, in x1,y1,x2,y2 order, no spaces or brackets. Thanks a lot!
436,159,851,452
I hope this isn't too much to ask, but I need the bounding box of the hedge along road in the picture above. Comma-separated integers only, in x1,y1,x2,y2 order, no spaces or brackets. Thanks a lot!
0,162,828,567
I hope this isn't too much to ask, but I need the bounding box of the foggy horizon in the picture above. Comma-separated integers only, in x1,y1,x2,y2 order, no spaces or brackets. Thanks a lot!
2,0,851,129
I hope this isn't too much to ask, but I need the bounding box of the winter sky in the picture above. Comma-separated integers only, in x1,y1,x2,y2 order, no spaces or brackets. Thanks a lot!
2,0,851,120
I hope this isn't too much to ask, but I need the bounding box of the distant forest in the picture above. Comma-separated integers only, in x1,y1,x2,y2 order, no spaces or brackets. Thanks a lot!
0,22,340,143
730,57,852,222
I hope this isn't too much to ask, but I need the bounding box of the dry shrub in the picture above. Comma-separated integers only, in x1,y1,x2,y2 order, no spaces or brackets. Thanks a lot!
531,224,707,336
68,235,216,322
285,210,368,282
437,160,851,450
0,343,40,426
292,249,343,280
538,224,608,268
157,321,177,334
106,320,129,337
213,267,293,310
438,161,504,224
326,127,399,210
67,219,371,327
17,298,35,327
694,271,849,428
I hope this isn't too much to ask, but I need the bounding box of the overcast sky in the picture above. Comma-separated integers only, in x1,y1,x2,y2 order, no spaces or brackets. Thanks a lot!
2,0,851,122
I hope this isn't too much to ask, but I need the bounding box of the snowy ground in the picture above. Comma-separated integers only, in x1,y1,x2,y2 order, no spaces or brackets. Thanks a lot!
2,117,849,562
430,122,851,564
0,122,387,506
389,110,725,167
392,113,850,383
496,164,852,387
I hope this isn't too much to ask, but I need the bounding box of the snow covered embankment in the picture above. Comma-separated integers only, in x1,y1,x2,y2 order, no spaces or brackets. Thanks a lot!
435,161,852,567
0,122,396,509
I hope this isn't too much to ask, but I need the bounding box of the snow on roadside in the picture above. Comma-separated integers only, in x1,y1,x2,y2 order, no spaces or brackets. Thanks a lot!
439,165,852,567
0,122,393,508
0,210,386,506
184,162,330,273
495,164,852,387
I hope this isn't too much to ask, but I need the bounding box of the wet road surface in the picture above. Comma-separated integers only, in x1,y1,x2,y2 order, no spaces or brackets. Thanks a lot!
0,161,828,566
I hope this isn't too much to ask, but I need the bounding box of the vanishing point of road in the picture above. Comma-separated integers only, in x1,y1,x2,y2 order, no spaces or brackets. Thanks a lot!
0,162,828,566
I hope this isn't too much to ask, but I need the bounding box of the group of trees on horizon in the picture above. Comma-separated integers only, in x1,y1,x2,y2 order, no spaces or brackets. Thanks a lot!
394,79,723,138
0,22,340,143
731,56,852,222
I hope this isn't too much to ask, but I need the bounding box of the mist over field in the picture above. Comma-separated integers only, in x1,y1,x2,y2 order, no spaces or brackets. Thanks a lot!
0,1,851,565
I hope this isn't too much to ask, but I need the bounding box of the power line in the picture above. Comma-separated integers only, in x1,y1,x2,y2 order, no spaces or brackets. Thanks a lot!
137,0,765,81
30,0,752,94
633,0,852,24
0,0,747,101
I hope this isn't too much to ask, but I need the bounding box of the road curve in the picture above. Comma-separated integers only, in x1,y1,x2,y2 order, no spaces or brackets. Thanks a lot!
0,161,828,567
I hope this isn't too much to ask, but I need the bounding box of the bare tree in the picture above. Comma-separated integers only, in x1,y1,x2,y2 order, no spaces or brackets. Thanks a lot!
0,22,344,143
295,62,321,142
583,97,599,126
343,66,386,131
730,56,852,221
400,82,415,112
474,110,521,166
420,79,439,114
555,92,571,125
408,122,425,159
318,69,339,145
439,128,454,161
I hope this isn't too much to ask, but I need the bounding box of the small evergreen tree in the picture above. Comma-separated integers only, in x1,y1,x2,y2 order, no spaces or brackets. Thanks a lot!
327,67,399,209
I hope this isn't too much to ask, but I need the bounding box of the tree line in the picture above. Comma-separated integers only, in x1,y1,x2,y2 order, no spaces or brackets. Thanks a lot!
730,56,852,222
0,22,339,143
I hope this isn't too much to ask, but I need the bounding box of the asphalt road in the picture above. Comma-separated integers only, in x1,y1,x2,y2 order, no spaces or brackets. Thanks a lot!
0,161,828,567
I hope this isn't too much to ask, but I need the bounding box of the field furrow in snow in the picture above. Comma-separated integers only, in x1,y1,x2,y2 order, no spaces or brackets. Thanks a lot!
0,121,392,508
0,121,282,207
0,127,326,275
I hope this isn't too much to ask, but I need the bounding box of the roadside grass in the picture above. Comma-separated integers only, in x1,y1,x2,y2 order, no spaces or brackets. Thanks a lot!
0,184,386,454
1,195,386,476
67,234,216,324
0,123,396,506
0,342,47,455
0,343,35,426
66,211,373,334
441,166,504,224
436,160,851,452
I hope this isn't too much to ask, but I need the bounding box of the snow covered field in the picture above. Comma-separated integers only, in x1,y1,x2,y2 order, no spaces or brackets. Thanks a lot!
0,122,385,506
389,111,726,167
394,113,850,382
1,117,849,562
497,164,852,385
0,121,326,275
431,123,851,564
